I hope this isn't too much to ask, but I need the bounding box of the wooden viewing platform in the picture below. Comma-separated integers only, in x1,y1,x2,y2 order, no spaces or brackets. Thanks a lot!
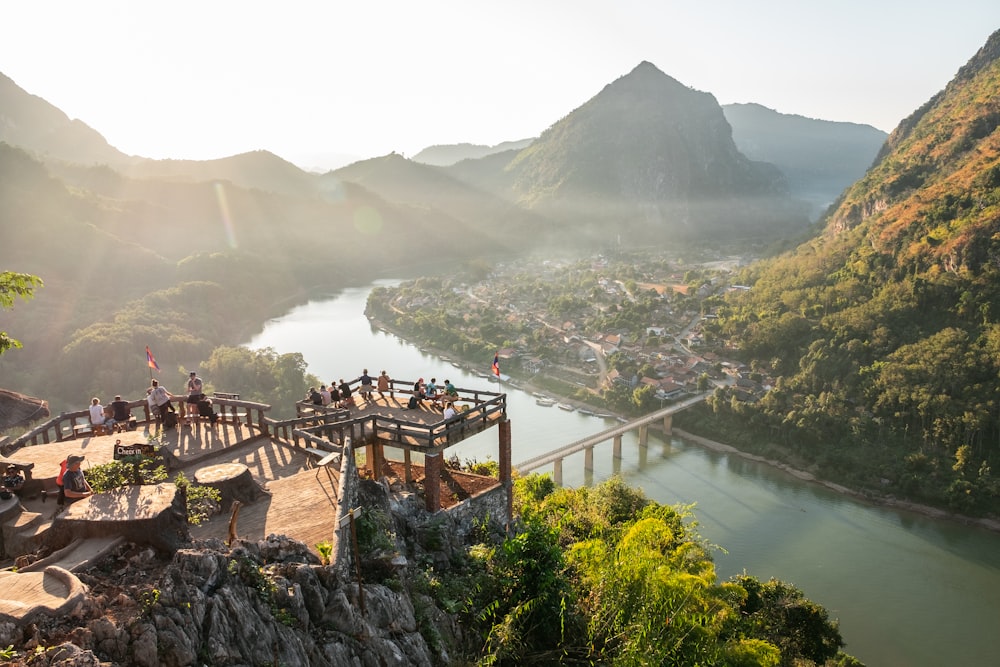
1,381,510,562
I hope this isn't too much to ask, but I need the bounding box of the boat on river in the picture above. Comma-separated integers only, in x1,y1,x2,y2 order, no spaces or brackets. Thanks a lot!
557,403,574,411
535,398,556,407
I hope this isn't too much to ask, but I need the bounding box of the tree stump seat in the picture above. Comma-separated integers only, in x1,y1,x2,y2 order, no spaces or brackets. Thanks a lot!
194,463,262,509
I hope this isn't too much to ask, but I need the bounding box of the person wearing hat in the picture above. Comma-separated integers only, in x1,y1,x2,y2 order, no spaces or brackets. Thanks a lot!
62,454,93,503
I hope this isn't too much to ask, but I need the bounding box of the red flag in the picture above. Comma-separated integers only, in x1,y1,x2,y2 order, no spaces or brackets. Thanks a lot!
146,346,160,372
492,352,500,377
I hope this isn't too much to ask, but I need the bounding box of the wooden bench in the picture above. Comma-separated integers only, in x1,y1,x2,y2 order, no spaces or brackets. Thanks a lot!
73,422,110,438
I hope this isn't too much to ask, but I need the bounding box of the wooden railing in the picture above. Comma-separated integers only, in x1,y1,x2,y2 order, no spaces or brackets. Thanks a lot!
3,381,503,459
2,394,272,455
289,383,507,455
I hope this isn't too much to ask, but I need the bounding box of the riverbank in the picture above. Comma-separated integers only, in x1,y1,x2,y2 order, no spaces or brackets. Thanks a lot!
368,314,1000,534
673,428,1000,534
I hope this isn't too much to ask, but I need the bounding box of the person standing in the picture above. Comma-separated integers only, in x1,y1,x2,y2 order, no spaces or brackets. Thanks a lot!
150,379,176,428
186,371,204,424
358,369,374,404
62,454,93,503
338,379,354,408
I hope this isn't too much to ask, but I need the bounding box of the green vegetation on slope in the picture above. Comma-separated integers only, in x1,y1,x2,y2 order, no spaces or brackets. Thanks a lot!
371,475,860,666
699,31,1000,515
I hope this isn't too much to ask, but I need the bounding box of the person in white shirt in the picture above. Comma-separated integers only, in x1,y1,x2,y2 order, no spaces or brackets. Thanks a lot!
88,397,114,432
443,404,457,420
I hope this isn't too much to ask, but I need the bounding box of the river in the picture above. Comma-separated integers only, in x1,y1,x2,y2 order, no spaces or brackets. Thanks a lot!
245,281,1000,667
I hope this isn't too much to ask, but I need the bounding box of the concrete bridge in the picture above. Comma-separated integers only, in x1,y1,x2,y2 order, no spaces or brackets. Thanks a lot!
514,392,710,485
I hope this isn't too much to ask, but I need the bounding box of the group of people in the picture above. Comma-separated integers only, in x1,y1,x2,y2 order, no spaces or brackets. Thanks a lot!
86,394,134,434
144,371,217,429
410,377,459,414
308,370,392,410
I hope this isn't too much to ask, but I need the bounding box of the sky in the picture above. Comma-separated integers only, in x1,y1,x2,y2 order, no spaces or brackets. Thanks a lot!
2,1,999,171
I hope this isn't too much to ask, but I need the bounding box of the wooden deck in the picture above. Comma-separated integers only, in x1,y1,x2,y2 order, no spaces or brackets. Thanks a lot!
5,389,506,558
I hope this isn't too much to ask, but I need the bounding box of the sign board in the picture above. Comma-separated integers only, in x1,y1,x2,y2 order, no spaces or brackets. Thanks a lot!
113,442,159,460
338,507,363,528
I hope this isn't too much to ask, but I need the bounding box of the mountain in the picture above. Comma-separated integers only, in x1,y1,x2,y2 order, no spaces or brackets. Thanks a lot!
722,103,887,219
716,29,1000,510
411,139,534,167
493,62,808,244
0,73,135,167
328,153,555,250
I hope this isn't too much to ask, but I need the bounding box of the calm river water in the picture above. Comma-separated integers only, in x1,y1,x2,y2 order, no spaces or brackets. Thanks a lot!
246,281,1000,667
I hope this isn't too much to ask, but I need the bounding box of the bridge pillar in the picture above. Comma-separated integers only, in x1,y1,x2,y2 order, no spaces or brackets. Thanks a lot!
584,445,594,473
663,414,672,436
553,458,563,486
424,453,442,513
613,434,622,459
499,419,512,524
639,425,648,447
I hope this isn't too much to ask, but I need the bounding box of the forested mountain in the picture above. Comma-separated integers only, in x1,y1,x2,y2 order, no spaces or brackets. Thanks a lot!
410,138,534,166
704,28,1000,514
496,62,808,244
329,153,554,247
0,54,928,418
0,140,492,411
723,103,887,219
0,73,135,167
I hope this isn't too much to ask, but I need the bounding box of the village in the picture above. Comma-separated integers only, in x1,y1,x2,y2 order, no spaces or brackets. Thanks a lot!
367,251,773,411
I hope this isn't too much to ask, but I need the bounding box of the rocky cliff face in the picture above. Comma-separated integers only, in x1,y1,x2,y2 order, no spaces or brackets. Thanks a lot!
0,479,502,666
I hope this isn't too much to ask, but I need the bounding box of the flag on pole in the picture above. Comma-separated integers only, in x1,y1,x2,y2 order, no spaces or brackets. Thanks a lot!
492,352,500,377
146,346,160,372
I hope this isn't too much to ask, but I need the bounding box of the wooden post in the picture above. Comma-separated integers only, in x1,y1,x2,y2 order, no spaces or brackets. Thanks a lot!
339,508,365,616
424,453,442,512
498,419,512,524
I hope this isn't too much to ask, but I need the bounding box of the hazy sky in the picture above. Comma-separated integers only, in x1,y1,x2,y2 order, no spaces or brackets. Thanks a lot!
2,1,998,169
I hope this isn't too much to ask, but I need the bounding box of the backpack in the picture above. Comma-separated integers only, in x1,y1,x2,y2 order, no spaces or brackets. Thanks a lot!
407,394,419,409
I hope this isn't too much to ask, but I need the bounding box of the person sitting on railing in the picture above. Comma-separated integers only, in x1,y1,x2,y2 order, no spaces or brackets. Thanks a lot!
425,377,439,402
308,387,323,406
377,370,391,401
320,385,332,406
437,379,459,407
